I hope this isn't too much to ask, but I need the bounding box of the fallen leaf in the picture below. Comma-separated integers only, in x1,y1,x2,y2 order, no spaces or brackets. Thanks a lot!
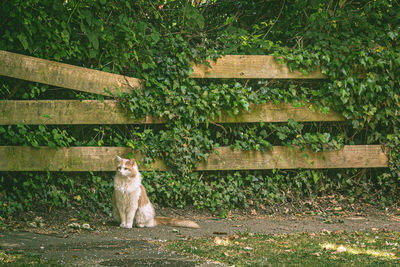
214,236,230,246
391,216,400,222
28,222,37,228
229,234,239,240
347,217,366,220
334,230,345,234
336,245,347,253
68,223,81,229
322,229,332,235
284,208,289,214
81,223,91,230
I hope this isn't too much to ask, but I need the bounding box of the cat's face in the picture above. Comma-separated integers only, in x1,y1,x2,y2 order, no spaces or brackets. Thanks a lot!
116,156,138,177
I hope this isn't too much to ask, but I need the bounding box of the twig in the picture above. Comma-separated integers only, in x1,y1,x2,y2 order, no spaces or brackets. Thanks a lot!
262,0,285,39
149,1,164,21
181,1,189,34
7,80,24,99
209,120,228,135
67,0,81,24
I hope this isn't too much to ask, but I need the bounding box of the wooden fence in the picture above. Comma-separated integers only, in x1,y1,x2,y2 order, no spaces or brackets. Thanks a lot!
0,50,388,171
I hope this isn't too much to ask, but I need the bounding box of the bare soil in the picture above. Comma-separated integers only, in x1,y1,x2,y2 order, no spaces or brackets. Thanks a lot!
1,203,400,266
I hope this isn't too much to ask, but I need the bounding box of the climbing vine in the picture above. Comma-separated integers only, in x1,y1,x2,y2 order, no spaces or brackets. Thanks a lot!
0,0,399,217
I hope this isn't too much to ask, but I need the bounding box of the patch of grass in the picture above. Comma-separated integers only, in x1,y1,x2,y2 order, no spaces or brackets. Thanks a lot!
164,231,400,266
0,251,57,266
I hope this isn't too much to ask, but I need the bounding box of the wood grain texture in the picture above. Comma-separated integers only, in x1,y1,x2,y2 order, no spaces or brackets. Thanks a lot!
0,145,387,171
0,50,141,96
213,103,343,123
0,100,164,125
198,145,388,170
191,55,326,79
0,100,343,125
0,146,166,171
0,52,326,98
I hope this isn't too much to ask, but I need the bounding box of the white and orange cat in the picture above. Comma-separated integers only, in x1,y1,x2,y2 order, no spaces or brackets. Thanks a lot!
112,156,200,229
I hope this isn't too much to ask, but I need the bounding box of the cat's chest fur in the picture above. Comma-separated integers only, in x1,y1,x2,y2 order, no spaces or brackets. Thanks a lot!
113,173,141,194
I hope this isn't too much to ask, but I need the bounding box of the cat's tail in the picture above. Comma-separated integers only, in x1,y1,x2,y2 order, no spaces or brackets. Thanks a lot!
154,216,200,229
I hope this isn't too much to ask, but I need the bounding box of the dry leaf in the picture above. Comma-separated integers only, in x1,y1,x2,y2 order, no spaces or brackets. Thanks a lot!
336,245,347,253
230,234,239,240
322,229,332,235
284,208,289,214
347,217,366,220
214,236,230,246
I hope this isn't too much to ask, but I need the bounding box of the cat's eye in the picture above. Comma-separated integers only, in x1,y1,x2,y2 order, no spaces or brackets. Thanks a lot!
124,167,128,170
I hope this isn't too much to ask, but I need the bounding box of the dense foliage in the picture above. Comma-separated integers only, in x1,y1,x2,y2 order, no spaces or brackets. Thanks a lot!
0,0,399,217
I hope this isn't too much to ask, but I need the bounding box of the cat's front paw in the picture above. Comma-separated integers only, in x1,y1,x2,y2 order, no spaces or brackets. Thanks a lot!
119,223,133,229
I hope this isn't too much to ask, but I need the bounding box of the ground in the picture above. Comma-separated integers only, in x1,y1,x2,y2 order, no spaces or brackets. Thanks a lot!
0,203,400,266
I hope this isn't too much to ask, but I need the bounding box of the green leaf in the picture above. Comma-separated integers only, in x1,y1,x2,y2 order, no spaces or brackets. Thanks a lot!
87,32,99,50
17,34,28,50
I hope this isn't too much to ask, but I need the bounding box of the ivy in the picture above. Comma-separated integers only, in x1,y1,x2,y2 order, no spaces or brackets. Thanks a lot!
0,0,399,216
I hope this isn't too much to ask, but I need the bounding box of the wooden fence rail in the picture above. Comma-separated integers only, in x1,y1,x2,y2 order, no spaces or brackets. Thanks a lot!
0,50,325,96
0,50,141,96
0,100,343,125
0,145,387,172
0,50,388,171
191,55,325,79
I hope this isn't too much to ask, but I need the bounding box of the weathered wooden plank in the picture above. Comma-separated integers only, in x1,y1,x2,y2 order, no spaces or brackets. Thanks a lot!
0,50,141,96
191,55,326,79
198,145,388,170
0,100,164,125
0,146,165,171
0,100,344,125
0,145,387,171
214,102,343,123
0,52,326,97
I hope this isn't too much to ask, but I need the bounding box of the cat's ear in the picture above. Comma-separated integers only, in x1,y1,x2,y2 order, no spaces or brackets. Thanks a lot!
129,158,136,166
116,156,122,162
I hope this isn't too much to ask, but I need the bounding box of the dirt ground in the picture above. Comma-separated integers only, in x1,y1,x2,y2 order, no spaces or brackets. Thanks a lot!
1,205,400,266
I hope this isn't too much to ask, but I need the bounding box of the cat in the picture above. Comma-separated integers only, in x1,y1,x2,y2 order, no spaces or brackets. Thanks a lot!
112,156,200,229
